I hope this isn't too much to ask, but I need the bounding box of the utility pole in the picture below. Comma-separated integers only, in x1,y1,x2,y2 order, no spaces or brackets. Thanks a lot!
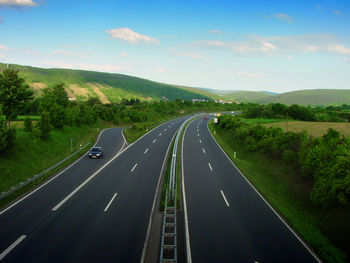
286,112,288,132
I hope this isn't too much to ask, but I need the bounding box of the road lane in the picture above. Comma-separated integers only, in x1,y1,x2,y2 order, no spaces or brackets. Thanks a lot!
0,128,126,253
1,116,190,262
182,117,319,262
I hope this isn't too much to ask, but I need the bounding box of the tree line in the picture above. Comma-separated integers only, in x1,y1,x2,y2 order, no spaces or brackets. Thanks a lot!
243,103,350,122
0,68,239,155
218,114,350,208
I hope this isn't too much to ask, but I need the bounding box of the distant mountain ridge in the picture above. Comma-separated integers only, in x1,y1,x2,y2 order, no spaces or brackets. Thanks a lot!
1,63,348,106
257,89,350,106
217,89,350,106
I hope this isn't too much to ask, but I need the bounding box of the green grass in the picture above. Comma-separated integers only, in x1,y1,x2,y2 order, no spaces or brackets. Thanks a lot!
0,120,113,208
209,121,347,263
240,118,288,124
15,115,41,120
263,121,350,137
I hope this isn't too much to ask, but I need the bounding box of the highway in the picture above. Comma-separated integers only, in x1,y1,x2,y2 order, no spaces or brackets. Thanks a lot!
0,118,188,262
182,117,320,263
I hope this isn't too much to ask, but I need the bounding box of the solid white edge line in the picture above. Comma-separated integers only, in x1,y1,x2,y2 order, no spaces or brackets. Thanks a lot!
0,235,26,261
208,162,213,171
140,127,180,263
206,121,322,263
104,193,118,212
220,190,230,207
0,128,110,215
131,163,138,173
181,119,194,263
144,148,149,154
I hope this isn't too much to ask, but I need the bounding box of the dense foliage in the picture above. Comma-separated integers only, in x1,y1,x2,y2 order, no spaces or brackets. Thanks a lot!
218,115,350,208
243,103,350,122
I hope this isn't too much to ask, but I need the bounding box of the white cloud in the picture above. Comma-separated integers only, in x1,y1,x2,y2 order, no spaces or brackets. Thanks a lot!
161,34,177,39
209,30,222,34
235,72,261,79
106,27,160,45
285,55,293,59
120,51,128,58
193,34,350,57
60,44,78,49
52,49,91,58
0,0,37,7
152,67,166,73
180,52,209,62
327,44,350,56
0,44,11,51
275,13,294,23
333,10,342,16
260,42,277,52
41,61,126,73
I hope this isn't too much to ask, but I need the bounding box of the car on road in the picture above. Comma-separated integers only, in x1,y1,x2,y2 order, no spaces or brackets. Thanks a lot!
204,116,208,120
89,147,104,159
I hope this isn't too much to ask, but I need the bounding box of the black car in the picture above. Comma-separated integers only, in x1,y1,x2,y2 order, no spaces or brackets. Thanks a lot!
88,147,104,159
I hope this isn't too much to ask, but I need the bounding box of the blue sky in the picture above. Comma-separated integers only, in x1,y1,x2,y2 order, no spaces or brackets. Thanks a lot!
0,0,349,92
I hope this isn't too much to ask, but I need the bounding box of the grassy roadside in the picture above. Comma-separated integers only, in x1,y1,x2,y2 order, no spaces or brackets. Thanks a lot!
208,121,347,263
0,120,114,210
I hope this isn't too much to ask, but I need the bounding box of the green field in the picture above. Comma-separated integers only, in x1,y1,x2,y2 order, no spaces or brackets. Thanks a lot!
263,121,350,137
240,118,287,124
209,121,348,263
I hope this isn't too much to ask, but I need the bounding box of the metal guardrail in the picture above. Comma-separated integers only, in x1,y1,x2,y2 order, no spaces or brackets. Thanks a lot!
0,142,90,200
160,116,196,263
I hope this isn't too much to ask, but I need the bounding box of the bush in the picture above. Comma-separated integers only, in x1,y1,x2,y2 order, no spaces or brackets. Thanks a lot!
218,115,350,208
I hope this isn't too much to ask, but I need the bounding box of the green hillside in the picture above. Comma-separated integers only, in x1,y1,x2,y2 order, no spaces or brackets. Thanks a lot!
0,63,212,103
223,91,274,102
258,89,350,106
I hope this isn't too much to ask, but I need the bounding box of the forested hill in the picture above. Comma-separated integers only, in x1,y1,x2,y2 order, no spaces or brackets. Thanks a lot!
0,63,213,103
257,89,350,106
218,89,350,106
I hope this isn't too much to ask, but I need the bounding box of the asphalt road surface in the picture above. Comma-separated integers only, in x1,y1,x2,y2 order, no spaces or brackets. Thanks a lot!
182,117,320,263
0,118,188,262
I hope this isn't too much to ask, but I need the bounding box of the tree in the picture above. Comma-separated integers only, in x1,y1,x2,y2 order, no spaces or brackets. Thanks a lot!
0,68,33,127
23,116,33,132
0,107,16,154
37,111,51,140
41,82,68,128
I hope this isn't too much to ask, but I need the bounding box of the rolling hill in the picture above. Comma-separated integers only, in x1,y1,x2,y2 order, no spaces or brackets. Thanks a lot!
0,63,213,103
223,91,275,102
257,89,350,106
